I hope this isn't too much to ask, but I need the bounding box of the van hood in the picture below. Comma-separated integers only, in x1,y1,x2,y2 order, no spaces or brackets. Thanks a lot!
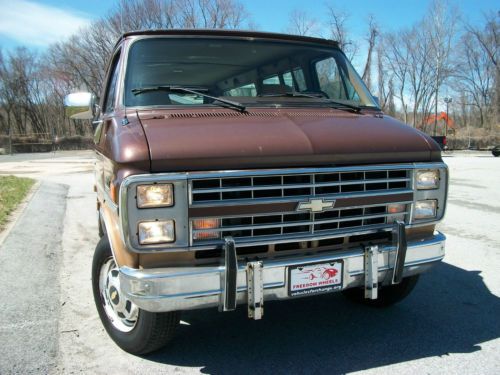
136,108,441,172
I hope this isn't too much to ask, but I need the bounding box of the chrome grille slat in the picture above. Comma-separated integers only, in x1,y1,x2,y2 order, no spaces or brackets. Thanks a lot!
191,190,413,209
193,225,394,250
191,178,410,194
189,166,413,245
192,211,409,234
192,170,409,203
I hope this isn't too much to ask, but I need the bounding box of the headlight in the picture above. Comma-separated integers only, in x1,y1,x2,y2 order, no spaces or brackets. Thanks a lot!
137,184,173,208
138,220,175,244
192,218,220,240
413,200,437,220
416,169,440,190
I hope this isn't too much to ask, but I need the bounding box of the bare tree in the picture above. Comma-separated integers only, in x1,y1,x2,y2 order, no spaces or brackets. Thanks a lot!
324,5,358,59
0,48,61,136
376,44,394,112
464,11,499,129
48,0,251,100
175,0,248,29
362,16,378,92
286,9,320,37
466,12,498,73
0,49,12,135
0,0,252,145
454,30,494,128
425,0,456,134
382,31,410,124
381,1,455,131
405,25,436,130
387,78,396,117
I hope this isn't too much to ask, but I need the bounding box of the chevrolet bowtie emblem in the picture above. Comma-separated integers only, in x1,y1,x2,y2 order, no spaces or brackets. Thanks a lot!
297,198,336,213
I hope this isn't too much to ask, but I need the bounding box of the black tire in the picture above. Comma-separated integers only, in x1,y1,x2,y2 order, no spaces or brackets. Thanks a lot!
342,274,420,308
97,214,105,238
92,237,180,355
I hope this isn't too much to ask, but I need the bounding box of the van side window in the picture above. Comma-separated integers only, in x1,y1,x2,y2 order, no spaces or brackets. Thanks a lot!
315,57,360,101
263,75,280,85
224,83,257,97
292,68,307,92
103,54,121,114
282,71,294,88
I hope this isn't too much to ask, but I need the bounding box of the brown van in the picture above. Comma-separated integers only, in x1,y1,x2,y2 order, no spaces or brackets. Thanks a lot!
64,29,448,355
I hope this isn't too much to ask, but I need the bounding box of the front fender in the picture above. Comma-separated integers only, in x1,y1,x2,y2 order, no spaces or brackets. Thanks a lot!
99,203,138,268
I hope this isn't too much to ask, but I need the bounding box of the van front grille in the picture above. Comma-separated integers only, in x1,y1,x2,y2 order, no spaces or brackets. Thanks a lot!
188,166,413,247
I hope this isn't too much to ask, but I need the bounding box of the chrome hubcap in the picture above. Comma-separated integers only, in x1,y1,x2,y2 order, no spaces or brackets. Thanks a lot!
99,257,138,332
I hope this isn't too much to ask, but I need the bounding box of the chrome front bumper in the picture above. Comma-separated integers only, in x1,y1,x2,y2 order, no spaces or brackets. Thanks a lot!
119,232,445,314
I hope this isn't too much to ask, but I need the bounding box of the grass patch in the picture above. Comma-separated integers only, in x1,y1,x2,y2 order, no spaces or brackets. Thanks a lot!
0,176,35,230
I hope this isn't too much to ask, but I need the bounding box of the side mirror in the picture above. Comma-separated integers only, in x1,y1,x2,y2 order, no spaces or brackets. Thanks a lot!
64,92,95,120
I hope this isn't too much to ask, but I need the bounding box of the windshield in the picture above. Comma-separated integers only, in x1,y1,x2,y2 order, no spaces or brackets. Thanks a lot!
124,37,378,108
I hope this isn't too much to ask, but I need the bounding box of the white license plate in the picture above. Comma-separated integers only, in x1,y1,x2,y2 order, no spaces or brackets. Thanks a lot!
288,261,343,296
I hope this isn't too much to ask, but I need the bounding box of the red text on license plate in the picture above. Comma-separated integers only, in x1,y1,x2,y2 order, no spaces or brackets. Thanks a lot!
288,261,343,296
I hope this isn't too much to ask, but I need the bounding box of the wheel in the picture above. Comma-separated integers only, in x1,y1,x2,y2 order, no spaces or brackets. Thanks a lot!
342,275,420,308
92,237,180,355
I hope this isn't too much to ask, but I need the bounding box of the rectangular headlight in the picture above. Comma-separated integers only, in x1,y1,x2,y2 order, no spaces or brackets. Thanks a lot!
138,220,175,244
413,200,437,220
137,184,173,208
416,169,440,190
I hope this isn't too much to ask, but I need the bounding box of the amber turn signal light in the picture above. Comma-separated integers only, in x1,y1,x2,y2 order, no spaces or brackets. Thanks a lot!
387,203,406,214
192,218,220,240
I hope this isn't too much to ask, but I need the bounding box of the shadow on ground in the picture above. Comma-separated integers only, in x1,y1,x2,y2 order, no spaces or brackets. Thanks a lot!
146,262,500,374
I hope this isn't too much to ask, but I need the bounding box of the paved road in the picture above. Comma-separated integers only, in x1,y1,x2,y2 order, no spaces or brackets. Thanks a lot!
0,151,499,374
0,182,67,374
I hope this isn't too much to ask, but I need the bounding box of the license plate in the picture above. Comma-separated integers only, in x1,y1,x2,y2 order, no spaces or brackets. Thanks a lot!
288,261,343,297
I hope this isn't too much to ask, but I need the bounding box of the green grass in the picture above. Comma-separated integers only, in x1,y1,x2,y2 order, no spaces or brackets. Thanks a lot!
0,176,35,230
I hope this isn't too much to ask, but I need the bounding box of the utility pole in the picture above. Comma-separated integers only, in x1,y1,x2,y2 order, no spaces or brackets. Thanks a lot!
433,54,439,137
434,90,438,136
444,97,452,138
8,119,12,155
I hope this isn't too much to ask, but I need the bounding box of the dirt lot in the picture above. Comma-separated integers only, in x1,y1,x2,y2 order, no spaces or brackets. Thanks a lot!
0,151,499,374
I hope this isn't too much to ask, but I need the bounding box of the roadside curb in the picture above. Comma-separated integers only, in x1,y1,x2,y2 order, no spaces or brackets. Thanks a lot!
442,151,494,157
0,180,41,247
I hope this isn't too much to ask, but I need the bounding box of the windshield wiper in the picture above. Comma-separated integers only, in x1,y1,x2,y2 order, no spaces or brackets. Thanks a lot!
259,91,362,113
131,85,246,112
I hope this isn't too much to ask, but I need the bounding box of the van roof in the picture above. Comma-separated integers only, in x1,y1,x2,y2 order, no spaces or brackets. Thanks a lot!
120,29,339,48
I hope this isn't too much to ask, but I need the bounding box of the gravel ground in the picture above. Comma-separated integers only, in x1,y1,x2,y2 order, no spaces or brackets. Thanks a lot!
0,150,498,375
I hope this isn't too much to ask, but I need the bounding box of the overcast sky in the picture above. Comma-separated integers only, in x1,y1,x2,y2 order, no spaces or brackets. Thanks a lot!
0,0,496,51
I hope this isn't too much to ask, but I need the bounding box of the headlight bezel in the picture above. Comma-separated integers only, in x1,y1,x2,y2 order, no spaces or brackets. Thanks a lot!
411,164,448,224
119,175,189,252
